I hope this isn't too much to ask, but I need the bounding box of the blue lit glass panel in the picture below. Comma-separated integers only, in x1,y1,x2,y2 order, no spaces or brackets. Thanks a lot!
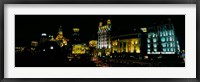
148,34,151,38
154,49,157,52
161,37,165,42
170,37,172,41
160,32,162,37
162,43,166,47
163,31,165,36
147,39,150,43
163,48,166,52
172,30,174,35
170,42,173,47
169,30,172,35
171,48,173,52
152,33,155,37
173,43,175,47
167,48,170,52
153,43,157,48
147,49,151,52
153,38,157,42
166,31,168,36
166,37,169,41
147,44,150,48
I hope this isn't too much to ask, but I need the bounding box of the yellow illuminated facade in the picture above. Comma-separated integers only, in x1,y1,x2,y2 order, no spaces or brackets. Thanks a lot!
89,40,97,48
55,26,69,47
72,44,89,55
73,28,80,32
112,38,140,54
31,41,38,47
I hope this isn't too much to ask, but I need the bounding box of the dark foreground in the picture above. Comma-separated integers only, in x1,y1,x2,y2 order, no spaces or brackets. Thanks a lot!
15,51,185,67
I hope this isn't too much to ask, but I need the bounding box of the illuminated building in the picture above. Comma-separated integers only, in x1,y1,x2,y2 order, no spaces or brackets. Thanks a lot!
89,40,98,55
89,40,97,48
15,47,25,52
72,28,81,44
31,41,38,47
111,34,141,54
72,43,88,55
55,26,69,47
40,33,48,43
97,19,111,49
147,22,180,54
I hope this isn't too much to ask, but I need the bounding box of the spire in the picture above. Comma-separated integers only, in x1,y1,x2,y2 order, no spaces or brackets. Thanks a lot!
99,19,103,26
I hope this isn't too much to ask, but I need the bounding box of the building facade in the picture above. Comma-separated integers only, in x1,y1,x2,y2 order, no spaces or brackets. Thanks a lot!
111,34,141,54
97,19,111,49
147,23,180,54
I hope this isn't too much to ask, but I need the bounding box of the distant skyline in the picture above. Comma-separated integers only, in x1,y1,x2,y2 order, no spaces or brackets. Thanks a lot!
15,15,185,50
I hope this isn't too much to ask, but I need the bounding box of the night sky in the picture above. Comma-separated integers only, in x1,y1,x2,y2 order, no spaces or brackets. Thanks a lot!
15,15,185,50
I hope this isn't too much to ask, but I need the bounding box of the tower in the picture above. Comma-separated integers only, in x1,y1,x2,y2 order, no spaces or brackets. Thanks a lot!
97,19,111,49
55,25,68,47
72,28,80,44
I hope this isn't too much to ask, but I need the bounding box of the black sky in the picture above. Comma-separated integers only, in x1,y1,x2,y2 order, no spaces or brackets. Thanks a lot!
15,15,185,50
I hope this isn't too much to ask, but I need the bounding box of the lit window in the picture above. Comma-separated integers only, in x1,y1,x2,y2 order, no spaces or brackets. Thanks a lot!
147,49,151,52
154,49,157,52
147,39,150,43
167,48,170,52
163,32,165,36
148,34,151,38
153,44,157,48
160,32,162,37
171,48,173,52
172,31,174,35
153,38,157,42
162,43,166,47
166,37,169,41
147,44,150,48
166,31,168,36
169,30,172,35
163,48,166,52
161,37,165,42
170,43,173,47
170,37,172,41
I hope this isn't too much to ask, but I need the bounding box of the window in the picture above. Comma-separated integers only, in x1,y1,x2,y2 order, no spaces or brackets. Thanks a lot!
147,39,150,43
170,42,173,47
161,37,165,42
160,32,162,37
171,48,174,52
172,31,174,35
170,37,172,41
154,49,157,52
153,38,157,42
147,49,151,52
162,43,166,47
166,37,169,41
147,44,150,48
163,48,166,52
166,31,168,36
169,30,172,35
153,43,157,48
148,34,151,38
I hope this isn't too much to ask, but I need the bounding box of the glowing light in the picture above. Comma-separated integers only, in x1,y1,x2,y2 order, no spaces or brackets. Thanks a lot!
41,33,47,36
50,46,54,50
73,28,80,32
141,27,147,32
43,49,45,51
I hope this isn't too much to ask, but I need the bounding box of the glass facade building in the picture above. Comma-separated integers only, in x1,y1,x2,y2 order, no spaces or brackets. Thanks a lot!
147,23,180,54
